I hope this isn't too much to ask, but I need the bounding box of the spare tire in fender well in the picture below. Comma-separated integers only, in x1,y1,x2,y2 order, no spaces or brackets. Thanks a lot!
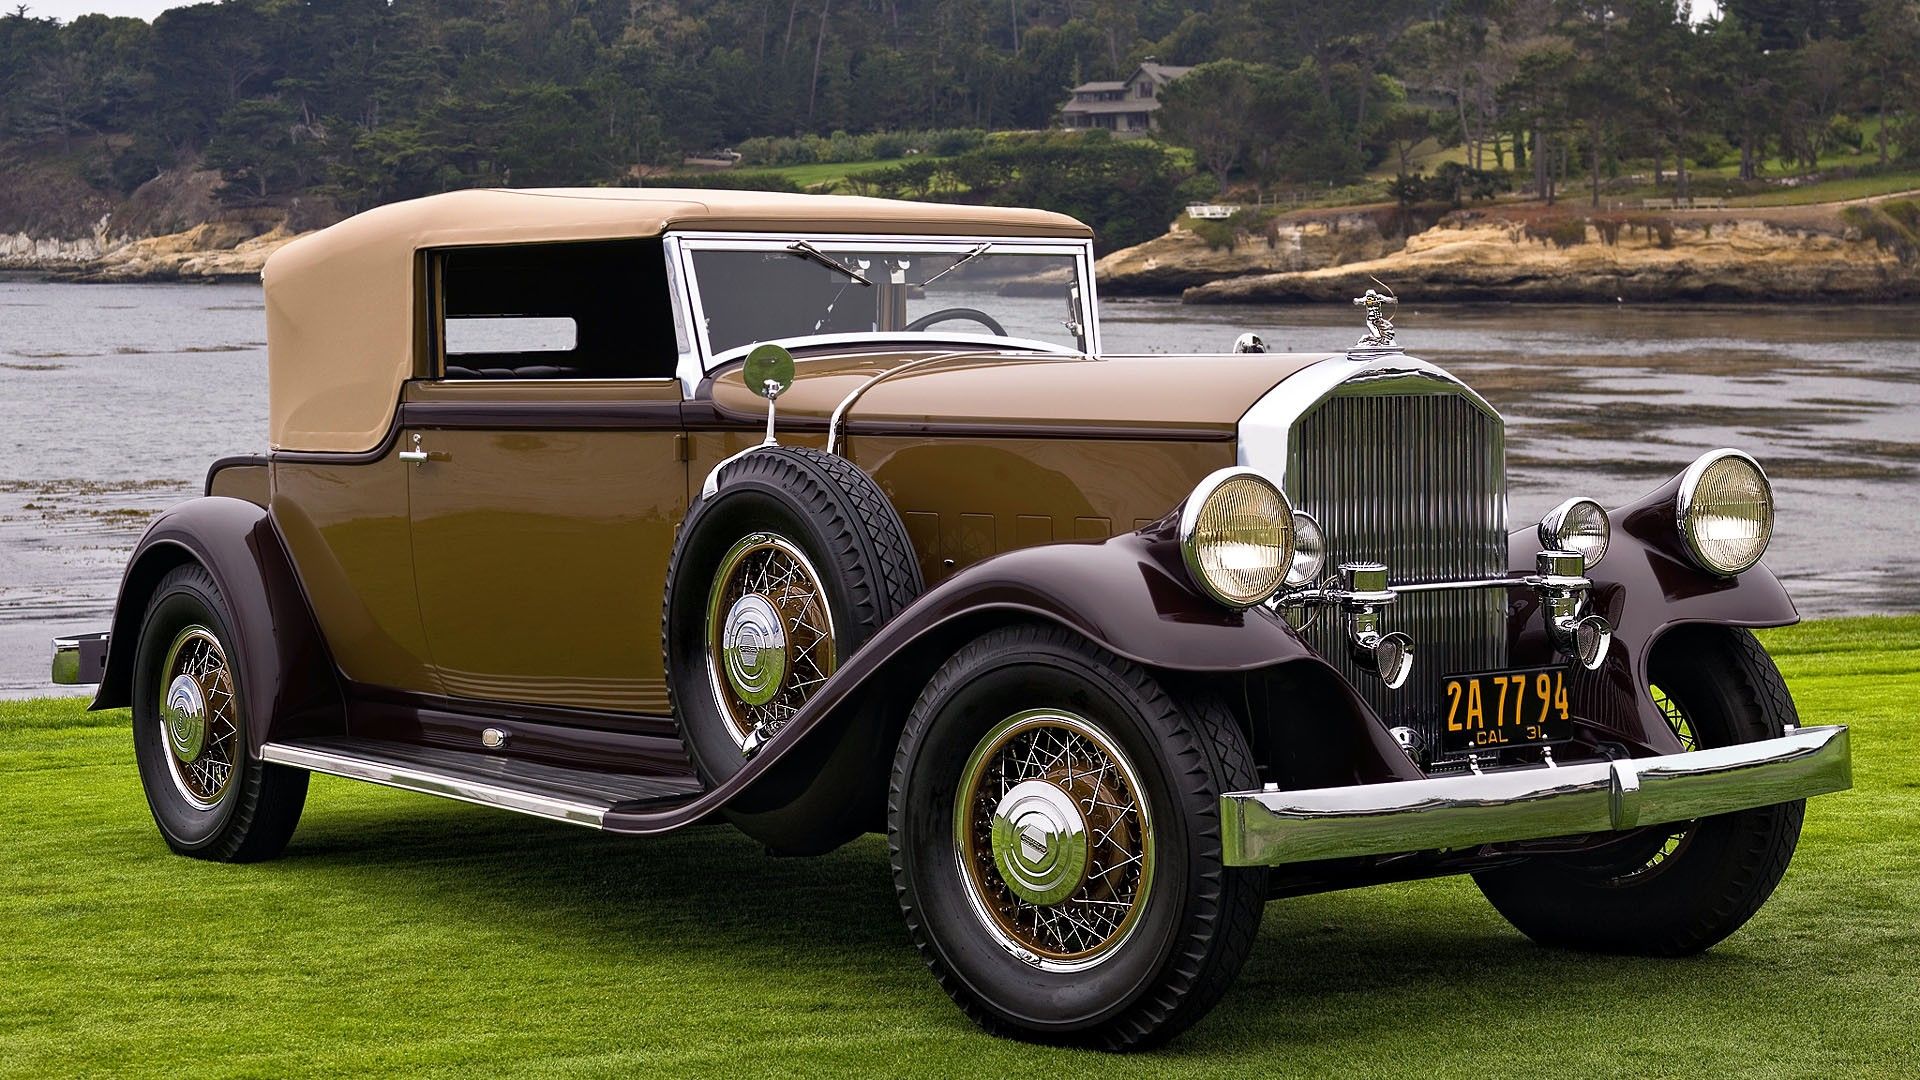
668,525,1426,839
92,496,343,751
663,445,923,854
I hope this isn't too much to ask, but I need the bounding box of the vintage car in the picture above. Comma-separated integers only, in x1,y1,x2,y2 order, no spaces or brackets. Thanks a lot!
53,189,1850,1049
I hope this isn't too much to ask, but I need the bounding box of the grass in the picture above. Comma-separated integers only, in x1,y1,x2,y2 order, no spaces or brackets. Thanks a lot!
728,156,949,190
1726,169,1920,207
2,616,1915,1077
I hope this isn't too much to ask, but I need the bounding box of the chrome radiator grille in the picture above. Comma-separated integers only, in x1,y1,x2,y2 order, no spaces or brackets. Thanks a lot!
1289,387,1509,770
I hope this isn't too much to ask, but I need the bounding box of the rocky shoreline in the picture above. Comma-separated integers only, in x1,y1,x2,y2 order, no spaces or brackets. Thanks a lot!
6,193,1916,300
0,219,297,284
1099,200,1919,304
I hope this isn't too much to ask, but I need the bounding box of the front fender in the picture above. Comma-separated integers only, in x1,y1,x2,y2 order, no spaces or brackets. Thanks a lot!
93,496,342,752
632,523,1419,841
1511,472,1798,754
878,524,1324,675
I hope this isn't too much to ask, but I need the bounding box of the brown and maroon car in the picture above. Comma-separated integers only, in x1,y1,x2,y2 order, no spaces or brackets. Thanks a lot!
53,188,1851,1049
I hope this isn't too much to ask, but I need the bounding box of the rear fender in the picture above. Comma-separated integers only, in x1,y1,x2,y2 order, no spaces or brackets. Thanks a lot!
93,496,343,751
1511,471,1797,753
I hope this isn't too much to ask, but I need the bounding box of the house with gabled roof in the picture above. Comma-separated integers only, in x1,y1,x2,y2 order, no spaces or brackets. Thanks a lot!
1058,59,1193,137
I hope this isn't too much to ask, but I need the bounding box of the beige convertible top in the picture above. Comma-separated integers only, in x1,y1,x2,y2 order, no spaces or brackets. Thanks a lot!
264,188,1092,453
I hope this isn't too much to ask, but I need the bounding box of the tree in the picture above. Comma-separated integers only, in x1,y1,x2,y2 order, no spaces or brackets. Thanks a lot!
204,95,323,203
1156,59,1264,193
1562,0,1639,207
1375,102,1437,182
1856,0,1920,164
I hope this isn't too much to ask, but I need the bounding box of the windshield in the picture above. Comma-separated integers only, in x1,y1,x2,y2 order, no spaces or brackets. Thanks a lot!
680,237,1093,362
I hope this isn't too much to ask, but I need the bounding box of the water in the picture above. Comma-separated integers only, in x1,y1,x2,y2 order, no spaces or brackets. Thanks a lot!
3,279,1916,697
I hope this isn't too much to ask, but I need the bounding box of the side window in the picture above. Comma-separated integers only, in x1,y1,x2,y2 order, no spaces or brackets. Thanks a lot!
436,239,678,380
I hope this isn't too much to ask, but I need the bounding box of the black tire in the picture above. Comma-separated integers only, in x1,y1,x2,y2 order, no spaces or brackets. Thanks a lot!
1474,626,1805,956
663,446,921,849
131,563,308,862
889,623,1266,1050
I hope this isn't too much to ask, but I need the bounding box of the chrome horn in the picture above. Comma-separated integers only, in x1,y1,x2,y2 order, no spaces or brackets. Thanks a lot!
1538,550,1613,671
1340,563,1414,689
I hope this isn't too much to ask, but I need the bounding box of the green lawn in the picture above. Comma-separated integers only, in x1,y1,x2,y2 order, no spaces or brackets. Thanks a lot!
2,616,1915,1076
730,156,948,190
1725,169,1920,207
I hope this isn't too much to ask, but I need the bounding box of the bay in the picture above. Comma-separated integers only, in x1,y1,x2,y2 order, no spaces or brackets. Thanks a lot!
3,279,1915,697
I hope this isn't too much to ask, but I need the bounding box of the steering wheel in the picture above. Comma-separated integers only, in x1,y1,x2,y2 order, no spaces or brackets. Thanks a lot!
904,308,1008,336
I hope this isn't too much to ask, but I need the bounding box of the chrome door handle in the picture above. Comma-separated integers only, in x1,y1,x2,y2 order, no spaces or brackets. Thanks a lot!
401,433,443,466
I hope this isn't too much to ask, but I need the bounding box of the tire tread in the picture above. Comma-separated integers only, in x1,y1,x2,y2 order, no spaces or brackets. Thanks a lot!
888,622,1264,1050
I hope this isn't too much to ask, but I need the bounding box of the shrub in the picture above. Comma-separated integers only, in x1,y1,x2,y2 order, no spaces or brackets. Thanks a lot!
1691,134,1735,170
1882,199,1920,233
1525,218,1590,248
1827,114,1865,153
1386,164,1511,209
626,172,804,192
733,128,988,167
1181,206,1280,252
849,133,1200,252
1841,203,1919,264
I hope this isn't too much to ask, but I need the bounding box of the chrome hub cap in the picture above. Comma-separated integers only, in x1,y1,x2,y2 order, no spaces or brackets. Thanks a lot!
156,626,239,809
956,710,1153,971
162,674,207,761
990,780,1090,906
720,593,787,706
705,533,836,747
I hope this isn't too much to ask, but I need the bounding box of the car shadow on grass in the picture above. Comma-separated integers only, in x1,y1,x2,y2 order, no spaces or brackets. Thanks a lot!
269,788,1797,1057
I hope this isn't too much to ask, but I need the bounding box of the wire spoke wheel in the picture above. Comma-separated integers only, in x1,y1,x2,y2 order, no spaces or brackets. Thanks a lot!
157,625,241,809
1607,683,1700,882
954,710,1154,970
704,533,837,747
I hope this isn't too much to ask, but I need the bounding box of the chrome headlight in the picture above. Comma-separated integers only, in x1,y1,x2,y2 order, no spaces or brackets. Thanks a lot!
1537,497,1610,568
1286,511,1326,587
1179,467,1296,608
1677,449,1774,576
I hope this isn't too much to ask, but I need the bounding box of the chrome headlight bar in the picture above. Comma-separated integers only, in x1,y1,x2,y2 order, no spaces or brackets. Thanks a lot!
1271,549,1614,686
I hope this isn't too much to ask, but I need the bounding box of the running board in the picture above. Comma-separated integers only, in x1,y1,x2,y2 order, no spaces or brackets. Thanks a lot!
260,737,704,829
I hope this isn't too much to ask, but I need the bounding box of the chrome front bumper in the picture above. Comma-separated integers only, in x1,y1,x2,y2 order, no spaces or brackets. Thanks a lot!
50,632,109,685
1221,725,1851,867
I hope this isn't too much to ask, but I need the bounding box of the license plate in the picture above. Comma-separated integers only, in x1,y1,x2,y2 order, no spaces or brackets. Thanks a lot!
1439,667,1573,755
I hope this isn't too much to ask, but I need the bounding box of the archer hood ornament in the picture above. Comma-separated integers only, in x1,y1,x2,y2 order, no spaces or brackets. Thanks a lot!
1352,278,1399,350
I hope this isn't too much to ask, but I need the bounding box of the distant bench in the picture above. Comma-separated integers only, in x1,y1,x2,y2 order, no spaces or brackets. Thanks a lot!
1641,197,1727,210
1185,204,1242,220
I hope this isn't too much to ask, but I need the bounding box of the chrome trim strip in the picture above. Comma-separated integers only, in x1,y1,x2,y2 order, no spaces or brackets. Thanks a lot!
1220,724,1851,866
711,332,1077,369
1676,447,1772,577
259,742,607,829
50,631,108,685
824,350,972,456
1235,352,1502,477
667,232,1100,372
50,638,82,685
1177,465,1296,609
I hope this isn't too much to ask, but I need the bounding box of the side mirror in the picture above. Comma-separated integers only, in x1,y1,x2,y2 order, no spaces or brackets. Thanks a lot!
744,343,795,400
744,343,794,447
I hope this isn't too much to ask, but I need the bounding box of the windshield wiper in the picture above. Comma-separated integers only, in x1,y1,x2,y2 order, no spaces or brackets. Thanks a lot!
915,243,992,288
786,240,872,286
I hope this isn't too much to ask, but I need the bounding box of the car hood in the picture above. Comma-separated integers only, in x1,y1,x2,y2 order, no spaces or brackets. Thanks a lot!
697,348,1338,438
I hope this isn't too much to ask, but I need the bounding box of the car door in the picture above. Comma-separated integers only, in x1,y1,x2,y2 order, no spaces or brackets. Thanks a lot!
403,241,688,716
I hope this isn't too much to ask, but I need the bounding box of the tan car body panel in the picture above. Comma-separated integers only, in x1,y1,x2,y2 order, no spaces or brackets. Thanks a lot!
272,455,439,692
270,345,1330,711
402,379,685,714
703,349,1329,434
